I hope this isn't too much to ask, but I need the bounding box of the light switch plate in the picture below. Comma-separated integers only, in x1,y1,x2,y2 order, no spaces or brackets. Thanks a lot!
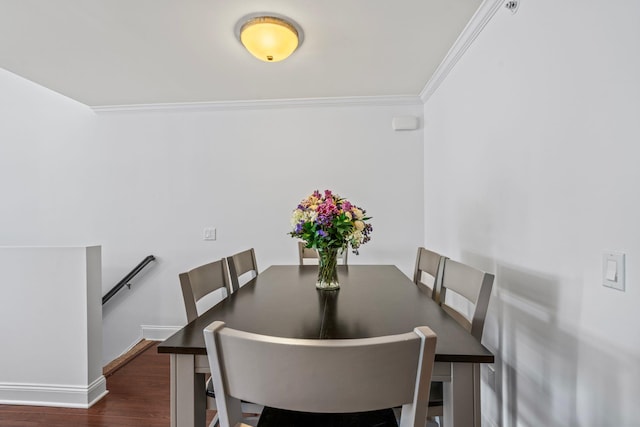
603,251,625,291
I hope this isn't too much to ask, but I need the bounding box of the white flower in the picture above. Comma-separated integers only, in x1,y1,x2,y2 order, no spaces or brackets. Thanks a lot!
290,209,304,227
348,230,363,245
304,210,318,223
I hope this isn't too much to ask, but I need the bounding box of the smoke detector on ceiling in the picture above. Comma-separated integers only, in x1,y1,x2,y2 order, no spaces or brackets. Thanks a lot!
505,1,520,14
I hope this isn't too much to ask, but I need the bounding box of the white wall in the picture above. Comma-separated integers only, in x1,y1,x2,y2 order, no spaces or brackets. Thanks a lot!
0,246,105,407
0,70,106,405
0,69,96,243
1,65,425,363
94,103,425,361
423,1,640,425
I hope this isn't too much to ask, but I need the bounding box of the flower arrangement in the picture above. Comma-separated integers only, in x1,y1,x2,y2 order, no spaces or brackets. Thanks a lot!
289,189,372,253
289,190,372,290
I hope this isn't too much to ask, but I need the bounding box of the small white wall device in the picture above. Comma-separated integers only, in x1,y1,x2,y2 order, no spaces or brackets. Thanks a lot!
392,116,419,131
602,250,625,291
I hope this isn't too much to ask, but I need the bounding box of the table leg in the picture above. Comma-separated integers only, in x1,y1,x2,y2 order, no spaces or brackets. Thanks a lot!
473,363,481,425
443,363,481,427
170,354,207,427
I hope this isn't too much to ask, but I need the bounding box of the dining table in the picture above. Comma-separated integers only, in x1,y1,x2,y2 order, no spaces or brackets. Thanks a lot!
157,264,494,427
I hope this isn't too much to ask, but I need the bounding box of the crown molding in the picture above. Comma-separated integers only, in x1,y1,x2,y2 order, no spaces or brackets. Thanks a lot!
420,0,504,103
91,95,423,113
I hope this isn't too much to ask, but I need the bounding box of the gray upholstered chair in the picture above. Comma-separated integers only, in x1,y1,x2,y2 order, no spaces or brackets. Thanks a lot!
297,241,348,266
204,320,437,427
179,259,262,426
413,247,447,302
227,248,259,293
428,258,495,421
179,259,231,323
438,258,494,341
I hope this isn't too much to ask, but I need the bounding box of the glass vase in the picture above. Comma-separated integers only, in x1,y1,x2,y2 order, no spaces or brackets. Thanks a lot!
316,247,340,290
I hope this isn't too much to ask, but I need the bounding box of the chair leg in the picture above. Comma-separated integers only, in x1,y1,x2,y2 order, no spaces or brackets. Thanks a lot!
207,413,219,427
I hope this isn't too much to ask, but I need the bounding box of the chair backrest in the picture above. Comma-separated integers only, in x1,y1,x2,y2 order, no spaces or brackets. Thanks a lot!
297,242,348,266
413,247,446,302
226,248,258,293
439,258,494,341
179,259,231,323
204,321,437,427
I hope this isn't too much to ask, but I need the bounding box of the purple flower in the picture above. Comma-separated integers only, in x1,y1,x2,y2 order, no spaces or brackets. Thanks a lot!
317,213,333,226
317,230,327,238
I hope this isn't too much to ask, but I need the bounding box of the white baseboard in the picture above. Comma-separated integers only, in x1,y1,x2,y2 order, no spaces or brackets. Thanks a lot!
141,324,181,341
104,325,182,369
0,375,108,408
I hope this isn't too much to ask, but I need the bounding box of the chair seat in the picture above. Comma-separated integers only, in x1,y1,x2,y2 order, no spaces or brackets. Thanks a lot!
256,406,398,427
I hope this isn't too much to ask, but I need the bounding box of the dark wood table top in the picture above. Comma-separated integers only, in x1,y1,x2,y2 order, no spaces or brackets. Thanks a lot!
158,265,494,363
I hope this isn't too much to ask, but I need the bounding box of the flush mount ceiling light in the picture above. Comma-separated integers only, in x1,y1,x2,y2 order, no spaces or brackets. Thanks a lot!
235,14,303,62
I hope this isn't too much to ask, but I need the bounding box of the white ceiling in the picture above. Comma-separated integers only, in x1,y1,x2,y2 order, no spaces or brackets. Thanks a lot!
0,0,484,107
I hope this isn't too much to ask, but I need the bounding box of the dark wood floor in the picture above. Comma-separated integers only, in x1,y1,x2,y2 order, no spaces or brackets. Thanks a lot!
0,343,215,426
